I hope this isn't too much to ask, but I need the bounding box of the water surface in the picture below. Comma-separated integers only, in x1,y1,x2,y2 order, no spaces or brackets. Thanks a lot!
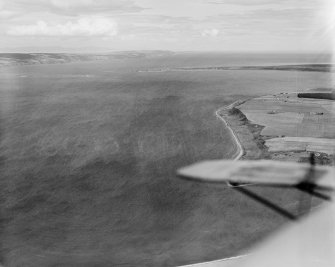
0,53,333,266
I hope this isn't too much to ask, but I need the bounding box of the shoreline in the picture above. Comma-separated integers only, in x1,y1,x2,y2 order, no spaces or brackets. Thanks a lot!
139,63,335,73
215,101,246,161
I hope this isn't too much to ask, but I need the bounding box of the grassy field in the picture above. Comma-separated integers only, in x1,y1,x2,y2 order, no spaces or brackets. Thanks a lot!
0,58,333,266
234,91,335,165
239,93,335,138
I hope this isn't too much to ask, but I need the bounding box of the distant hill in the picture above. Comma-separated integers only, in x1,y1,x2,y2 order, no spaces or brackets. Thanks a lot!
174,64,335,73
241,64,334,72
0,51,175,67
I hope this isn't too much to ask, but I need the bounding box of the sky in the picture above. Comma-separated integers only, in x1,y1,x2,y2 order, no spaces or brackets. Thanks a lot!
0,0,334,53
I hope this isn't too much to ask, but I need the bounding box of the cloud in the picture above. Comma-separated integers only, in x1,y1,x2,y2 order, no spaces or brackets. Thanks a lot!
201,28,219,37
208,0,280,5
7,17,118,36
0,0,16,18
7,0,144,16
207,0,322,6
0,9,15,19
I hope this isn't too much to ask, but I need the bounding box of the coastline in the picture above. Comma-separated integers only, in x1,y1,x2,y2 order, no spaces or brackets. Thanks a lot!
216,90,334,165
140,63,335,73
215,101,245,161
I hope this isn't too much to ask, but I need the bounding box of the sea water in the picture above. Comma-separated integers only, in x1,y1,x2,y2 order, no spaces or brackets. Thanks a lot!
0,53,333,266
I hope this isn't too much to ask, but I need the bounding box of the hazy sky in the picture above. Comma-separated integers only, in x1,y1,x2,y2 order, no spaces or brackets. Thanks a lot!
0,0,334,52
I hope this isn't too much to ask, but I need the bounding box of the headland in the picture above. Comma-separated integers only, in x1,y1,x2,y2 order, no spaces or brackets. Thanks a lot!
218,88,335,164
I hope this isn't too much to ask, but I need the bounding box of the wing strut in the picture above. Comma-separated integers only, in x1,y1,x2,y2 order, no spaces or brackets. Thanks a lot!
230,182,297,220
231,153,331,220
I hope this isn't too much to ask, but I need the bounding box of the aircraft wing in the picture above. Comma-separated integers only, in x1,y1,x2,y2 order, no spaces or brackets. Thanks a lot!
177,160,335,190
177,160,335,267
179,202,335,267
233,202,335,267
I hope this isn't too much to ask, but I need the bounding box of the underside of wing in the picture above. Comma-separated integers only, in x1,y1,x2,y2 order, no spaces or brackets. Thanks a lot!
177,160,335,190
234,202,335,267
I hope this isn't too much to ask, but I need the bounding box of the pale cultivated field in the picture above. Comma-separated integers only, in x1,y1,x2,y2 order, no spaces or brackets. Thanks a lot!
266,137,335,154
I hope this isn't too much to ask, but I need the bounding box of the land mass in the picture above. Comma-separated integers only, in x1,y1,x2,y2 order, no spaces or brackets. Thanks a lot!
2,53,333,74
0,51,174,67
218,88,335,165
174,64,334,73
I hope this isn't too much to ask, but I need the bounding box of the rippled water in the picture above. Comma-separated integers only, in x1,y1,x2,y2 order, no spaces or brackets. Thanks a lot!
0,53,333,266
